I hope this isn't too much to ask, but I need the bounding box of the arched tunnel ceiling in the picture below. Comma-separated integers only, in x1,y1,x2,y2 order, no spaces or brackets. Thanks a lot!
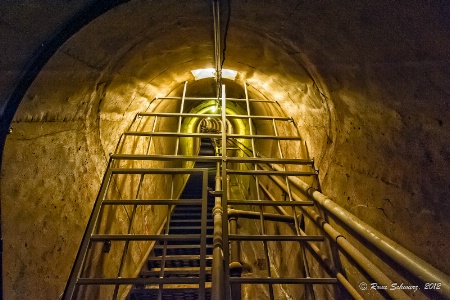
4,1,450,157
1,1,450,299
10,0,332,159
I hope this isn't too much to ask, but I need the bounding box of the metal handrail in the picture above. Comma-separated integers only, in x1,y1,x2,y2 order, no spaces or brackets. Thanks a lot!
258,181,363,299
260,163,417,299
270,164,450,299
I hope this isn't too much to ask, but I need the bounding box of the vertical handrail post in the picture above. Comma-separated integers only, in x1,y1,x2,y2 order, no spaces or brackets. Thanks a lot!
212,160,224,300
62,168,114,300
245,83,274,299
199,169,208,300
221,84,231,300
212,84,228,300
228,173,242,300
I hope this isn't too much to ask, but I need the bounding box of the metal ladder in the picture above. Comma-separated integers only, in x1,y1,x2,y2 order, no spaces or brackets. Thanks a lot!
63,81,344,300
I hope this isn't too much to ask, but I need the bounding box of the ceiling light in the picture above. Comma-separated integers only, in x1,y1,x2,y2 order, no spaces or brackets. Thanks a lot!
191,68,237,80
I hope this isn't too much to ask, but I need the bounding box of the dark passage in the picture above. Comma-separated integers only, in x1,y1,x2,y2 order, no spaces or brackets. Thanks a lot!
128,138,216,300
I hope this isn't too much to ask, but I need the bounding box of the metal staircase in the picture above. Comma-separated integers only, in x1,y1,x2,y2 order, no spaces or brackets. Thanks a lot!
127,139,216,300
63,82,345,300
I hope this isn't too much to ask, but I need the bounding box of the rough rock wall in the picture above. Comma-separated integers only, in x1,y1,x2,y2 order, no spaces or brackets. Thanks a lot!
1,120,105,299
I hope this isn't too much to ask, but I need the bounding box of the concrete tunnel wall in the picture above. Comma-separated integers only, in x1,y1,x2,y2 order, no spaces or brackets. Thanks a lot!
0,1,450,299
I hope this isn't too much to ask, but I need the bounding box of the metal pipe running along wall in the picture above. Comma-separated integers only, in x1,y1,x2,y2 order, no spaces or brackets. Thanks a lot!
260,165,409,299
268,163,450,299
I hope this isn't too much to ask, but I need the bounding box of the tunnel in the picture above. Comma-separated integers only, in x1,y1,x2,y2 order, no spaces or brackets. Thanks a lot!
1,1,450,299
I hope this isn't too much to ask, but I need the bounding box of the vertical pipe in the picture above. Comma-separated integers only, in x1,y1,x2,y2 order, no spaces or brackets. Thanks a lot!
212,92,226,300
221,84,231,300
229,216,240,266
212,0,222,98
212,161,224,300
228,175,242,300
199,170,208,300
228,215,242,300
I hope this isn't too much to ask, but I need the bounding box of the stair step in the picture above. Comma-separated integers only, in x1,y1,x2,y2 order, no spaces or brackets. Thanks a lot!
169,220,214,226
168,230,213,235
169,226,213,231
172,211,204,215
129,141,216,299
172,205,206,209
168,224,213,230
168,220,213,225
128,287,211,300
153,244,213,250
148,255,212,261
140,268,212,277
170,212,202,220
148,258,213,269
144,266,212,272
170,215,207,221
159,238,213,246
154,244,213,256
175,202,214,206
172,206,208,211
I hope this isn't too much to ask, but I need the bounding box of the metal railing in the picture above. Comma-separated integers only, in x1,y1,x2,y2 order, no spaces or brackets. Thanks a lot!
62,81,450,300
63,168,210,300
216,83,339,300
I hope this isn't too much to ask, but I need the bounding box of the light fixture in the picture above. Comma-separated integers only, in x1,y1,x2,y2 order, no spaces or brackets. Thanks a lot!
191,68,237,81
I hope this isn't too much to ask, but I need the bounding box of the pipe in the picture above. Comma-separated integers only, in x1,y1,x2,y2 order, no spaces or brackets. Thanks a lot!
299,229,364,300
212,0,222,97
229,214,241,269
259,164,410,299
212,162,224,300
228,213,242,300
259,181,363,299
269,164,450,299
220,85,231,300
228,175,242,276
